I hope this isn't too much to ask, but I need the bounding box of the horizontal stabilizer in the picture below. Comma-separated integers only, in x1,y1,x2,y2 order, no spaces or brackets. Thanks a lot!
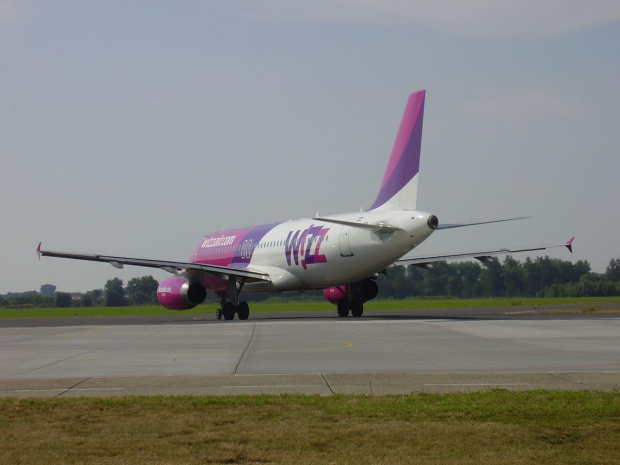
437,216,531,230
313,217,402,233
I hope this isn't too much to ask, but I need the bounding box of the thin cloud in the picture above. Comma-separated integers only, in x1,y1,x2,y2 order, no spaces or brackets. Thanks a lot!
251,0,620,38
464,90,585,121
0,1,19,22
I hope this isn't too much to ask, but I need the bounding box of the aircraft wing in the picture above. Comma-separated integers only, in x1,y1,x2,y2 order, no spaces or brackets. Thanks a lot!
395,237,574,268
36,244,271,282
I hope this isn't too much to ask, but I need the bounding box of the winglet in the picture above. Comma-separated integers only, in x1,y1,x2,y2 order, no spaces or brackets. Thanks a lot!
565,236,575,253
36,242,42,260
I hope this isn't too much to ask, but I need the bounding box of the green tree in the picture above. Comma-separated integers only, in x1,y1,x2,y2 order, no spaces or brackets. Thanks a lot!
422,261,454,296
87,289,103,306
479,258,504,297
55,292,73,308
126,276,159,305
570,274,619,297
503,256,524,297
451,262,482,298
3,294,53,308
326,255,602,299
40,284,56,297
105,278,128,307
446,275,462,297
80,293,93,307
405,266,428,297
376,267,406,299
606,258,620,282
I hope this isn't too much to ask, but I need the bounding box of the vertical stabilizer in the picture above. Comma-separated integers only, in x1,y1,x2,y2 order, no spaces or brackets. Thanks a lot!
369,90,425,211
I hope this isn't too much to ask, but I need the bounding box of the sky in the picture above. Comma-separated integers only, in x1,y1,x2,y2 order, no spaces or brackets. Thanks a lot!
1,1,619,294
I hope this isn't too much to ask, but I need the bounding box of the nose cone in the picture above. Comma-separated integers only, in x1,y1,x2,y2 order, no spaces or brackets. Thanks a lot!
427,215,439,230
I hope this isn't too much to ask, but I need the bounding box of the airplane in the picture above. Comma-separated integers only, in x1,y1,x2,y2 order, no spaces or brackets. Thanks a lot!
37,90,574,320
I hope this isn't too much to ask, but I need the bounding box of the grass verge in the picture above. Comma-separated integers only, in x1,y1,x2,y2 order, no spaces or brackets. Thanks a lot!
2,296,620,319
1,391,619,464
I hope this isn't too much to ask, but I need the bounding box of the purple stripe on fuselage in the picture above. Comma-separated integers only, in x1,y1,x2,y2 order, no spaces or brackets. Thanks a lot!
369,91,425,210
191,223,279,268
231,222,279,266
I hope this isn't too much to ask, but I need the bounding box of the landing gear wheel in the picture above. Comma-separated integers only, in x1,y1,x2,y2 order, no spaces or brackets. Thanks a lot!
351,301,364,317
223,302,235,320
337,301,350,318
216,307,222,320
237,301,250,320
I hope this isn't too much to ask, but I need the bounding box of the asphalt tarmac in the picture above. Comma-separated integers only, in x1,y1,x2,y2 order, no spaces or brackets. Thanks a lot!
1,306,619,397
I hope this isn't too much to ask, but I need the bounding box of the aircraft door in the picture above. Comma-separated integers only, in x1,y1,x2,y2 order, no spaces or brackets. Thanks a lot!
339,226,354,257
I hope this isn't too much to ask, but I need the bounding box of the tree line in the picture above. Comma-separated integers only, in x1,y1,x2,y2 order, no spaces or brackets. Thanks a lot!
0,276,159,308
375,257,620,299
2,257,620,309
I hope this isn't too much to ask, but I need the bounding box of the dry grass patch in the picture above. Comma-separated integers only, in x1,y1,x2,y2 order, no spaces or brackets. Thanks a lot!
1,391,619,464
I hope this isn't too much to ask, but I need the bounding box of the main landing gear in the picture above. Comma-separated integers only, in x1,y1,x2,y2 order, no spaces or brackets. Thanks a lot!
337,299,364,318
336,279,379,318
217,301,250,321
216,277,250,321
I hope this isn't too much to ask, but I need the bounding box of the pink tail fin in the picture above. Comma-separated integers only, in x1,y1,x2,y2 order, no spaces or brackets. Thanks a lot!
369,90,425,211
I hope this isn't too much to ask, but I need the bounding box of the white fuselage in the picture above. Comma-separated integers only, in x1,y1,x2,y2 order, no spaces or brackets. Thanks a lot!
192,210,436,293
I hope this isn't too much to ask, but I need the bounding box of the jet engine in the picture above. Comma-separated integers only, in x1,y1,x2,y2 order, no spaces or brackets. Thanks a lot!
157,276,207,311
323,279,379,305
323,285,348,305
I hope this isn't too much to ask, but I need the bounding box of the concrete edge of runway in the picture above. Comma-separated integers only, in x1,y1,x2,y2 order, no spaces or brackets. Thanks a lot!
2,371,620,398
2,303,620,329
3,306,619,398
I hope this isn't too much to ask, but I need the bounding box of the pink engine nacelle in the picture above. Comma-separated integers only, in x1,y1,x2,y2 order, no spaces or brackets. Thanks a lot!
323,286,348,305
323,280,379,305
157,276,207,311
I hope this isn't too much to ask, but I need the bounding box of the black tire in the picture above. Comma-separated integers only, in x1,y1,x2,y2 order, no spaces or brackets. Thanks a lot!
351,301,363,317
238,301,250,320
223,302,235,320
337,301,350,318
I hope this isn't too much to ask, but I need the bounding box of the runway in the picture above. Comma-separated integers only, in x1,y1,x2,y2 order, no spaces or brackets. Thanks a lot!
1,308,619,396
